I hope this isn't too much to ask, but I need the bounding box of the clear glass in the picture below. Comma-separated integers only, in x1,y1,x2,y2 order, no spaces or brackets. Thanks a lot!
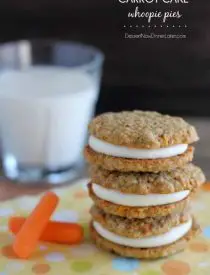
0,40,104,184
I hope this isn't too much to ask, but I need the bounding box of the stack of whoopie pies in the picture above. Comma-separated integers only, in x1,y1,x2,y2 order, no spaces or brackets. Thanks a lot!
84,111,205,259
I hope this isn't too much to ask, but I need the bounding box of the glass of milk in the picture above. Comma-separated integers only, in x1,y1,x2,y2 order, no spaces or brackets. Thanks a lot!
0,40,104,184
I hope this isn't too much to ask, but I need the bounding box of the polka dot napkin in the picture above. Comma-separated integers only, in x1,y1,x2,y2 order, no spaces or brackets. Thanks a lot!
0,178,210,275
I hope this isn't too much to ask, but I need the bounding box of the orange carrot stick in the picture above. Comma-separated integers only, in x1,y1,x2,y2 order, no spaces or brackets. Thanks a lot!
13,192,59,259
9,217,83,245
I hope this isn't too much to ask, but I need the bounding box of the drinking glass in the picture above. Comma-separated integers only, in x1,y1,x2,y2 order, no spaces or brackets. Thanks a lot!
0,40,104,184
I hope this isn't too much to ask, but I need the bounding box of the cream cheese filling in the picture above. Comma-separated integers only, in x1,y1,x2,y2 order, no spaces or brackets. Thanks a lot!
92,183,189,207
89,135,188,159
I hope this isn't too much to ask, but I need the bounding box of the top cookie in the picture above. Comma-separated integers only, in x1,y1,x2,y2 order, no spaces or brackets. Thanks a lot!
89,111,199,149
90,163,205,194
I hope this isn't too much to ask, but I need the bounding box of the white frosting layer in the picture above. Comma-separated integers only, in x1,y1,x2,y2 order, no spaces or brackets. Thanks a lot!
93,218,192,248
92,184,190,207
89,135,188,159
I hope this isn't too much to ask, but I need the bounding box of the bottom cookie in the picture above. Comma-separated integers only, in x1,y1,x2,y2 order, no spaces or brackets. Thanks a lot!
90,220,200,259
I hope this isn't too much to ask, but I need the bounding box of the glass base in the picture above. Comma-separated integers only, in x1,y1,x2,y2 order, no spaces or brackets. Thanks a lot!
2,158,84,185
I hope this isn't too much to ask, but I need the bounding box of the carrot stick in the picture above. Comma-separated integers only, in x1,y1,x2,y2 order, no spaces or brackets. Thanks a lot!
12,192,59,259
9,217,83,245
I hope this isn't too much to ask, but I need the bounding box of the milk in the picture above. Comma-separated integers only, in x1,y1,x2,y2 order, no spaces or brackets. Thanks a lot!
0,67,96,172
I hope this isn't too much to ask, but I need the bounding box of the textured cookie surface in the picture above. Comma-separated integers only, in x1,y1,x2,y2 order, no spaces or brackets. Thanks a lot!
90,163,205,194
90,206,190,238
89,111,199,149
85,145,194,172
90,219,200,259
88,184,190,219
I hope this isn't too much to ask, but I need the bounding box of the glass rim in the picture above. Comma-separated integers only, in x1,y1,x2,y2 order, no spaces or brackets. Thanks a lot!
0,39,105,70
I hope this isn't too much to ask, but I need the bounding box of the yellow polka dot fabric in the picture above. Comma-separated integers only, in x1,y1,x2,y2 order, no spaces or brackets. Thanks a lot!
0,178,210,275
